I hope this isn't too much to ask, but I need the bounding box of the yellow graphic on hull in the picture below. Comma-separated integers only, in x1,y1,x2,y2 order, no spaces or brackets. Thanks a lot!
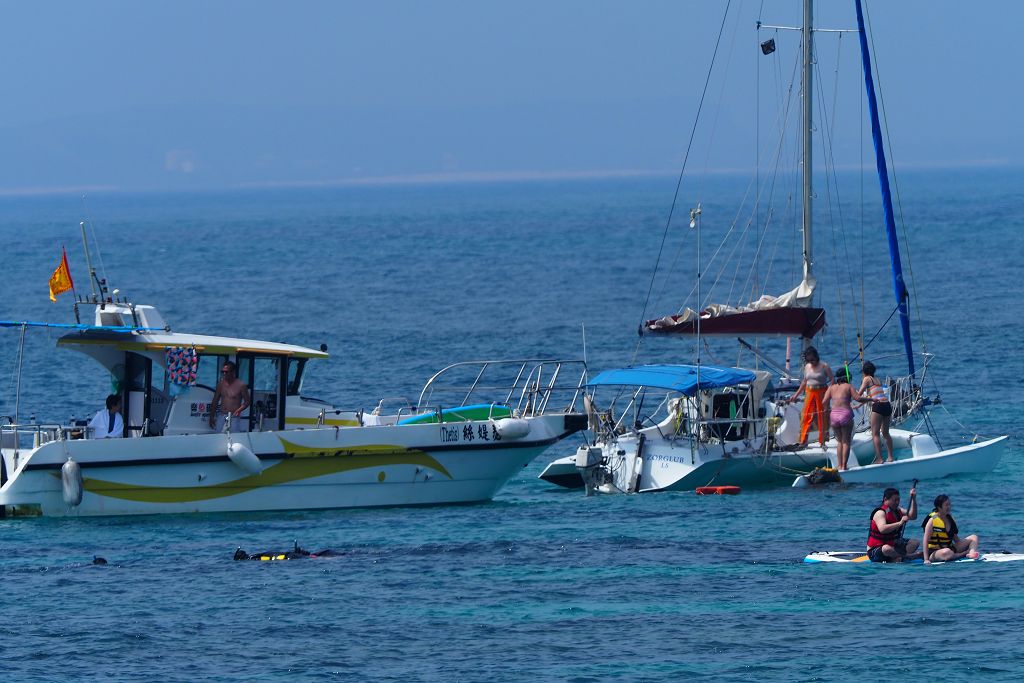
78,437,453,504
284,417,360,427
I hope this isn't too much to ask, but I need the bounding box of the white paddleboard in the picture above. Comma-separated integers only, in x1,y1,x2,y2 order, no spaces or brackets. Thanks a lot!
804,551,1024,564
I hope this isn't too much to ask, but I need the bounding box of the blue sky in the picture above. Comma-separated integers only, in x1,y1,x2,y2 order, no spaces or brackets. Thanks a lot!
0,1,1020,193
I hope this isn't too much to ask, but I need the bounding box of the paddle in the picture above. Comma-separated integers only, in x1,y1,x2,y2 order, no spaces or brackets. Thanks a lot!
894,479,919,560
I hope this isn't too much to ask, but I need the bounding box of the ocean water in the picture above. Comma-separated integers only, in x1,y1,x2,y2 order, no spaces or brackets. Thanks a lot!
0,169,1022,681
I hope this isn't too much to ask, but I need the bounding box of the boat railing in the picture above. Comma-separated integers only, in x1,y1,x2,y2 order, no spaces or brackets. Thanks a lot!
416,359,589,417
0,421,92,451
887,373,926,422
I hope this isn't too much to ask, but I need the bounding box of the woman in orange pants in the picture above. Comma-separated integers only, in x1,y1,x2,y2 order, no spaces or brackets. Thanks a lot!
787,346,834,447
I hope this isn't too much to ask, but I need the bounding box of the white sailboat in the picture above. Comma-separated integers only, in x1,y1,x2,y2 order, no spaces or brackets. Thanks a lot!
540,0,1005,494
1,230,589,517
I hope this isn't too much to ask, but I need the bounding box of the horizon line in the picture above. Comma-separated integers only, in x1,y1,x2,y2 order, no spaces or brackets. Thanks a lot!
0,158,1016,198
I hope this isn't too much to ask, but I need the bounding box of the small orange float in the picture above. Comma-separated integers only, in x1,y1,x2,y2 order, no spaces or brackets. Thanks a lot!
695,486,741,495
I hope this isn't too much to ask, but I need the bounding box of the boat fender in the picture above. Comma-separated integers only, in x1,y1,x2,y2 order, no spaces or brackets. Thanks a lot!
227,442,263,475
61,457,83,507
493,417,530,440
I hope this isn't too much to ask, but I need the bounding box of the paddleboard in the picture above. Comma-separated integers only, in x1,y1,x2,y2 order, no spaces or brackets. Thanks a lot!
804,551,1024,564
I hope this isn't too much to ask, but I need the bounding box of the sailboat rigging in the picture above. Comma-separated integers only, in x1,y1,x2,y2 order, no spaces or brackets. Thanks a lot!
539,0,1007,493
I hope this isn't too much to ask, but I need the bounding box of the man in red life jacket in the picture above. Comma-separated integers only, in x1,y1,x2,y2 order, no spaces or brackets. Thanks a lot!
867,487,920,562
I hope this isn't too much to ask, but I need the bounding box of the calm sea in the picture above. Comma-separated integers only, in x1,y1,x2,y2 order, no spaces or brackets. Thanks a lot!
0,170,1022,681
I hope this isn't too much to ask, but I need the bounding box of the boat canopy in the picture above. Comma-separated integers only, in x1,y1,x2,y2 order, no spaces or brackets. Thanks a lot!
587,364,757,396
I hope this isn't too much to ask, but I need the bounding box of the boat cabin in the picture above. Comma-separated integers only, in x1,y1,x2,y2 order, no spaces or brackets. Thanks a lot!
57,303,338,437
586,364,774,444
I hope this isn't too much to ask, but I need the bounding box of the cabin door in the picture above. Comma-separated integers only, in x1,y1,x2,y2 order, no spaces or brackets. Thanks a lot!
236,354,286,431
124,352,151,437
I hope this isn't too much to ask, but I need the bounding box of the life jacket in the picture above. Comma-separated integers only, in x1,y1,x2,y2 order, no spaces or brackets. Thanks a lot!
867,504,902,548
923,511,958,550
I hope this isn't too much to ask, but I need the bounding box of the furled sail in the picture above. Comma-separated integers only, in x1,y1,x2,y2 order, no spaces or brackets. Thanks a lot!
644,279,824,338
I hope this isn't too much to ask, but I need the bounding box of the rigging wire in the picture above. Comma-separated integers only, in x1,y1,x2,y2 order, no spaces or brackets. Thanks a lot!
814,40,854,363
694,44,802,312
696,2,746,200
864,2,929,359
635,0,734,340
858,30,866,362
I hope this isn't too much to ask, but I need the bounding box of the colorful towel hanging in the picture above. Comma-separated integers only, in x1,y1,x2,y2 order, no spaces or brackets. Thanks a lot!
165,346,198,395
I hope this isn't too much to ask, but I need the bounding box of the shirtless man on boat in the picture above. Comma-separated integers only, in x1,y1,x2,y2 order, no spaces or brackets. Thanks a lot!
209,361,250,432
866,486,921,562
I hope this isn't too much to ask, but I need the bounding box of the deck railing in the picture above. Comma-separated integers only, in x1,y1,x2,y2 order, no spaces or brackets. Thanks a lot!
416,359,589,418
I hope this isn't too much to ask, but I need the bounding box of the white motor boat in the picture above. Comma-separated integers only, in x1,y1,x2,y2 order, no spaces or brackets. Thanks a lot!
1,296,588,517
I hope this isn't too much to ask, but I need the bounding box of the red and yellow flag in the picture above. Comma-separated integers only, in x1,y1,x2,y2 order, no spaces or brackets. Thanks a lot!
48,248,74,302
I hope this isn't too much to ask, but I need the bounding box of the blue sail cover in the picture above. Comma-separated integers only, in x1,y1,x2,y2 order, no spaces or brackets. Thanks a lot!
587,364,757,396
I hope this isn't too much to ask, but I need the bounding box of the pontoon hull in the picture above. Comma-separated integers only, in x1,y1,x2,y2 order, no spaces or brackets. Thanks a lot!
792,432,1007,486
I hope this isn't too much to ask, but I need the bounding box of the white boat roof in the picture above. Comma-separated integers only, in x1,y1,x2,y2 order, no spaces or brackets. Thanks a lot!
38,302,328,358
56,328,328,359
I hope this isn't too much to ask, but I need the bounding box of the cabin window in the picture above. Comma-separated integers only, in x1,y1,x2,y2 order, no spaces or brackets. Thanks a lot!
248,356,282,422
195,354,229,390
287,358,306,395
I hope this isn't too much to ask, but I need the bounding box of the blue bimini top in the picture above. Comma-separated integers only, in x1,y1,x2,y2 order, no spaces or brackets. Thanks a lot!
586,364,756,396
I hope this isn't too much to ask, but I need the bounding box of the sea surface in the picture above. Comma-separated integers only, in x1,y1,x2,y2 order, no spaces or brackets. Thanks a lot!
0,170,1022,681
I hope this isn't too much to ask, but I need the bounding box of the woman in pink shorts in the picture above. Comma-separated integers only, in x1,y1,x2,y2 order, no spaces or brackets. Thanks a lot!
823,366,868,470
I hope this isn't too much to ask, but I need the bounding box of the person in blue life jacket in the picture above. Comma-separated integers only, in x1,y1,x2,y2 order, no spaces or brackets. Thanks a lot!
922,494,980,564
866,486,920,562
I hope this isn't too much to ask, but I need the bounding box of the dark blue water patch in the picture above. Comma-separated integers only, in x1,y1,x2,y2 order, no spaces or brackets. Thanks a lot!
0,173,1022,680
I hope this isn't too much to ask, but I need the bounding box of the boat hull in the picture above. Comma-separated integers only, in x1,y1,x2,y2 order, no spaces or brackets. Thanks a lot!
792,432,1007,486
541,442,830,493
0,415,582,517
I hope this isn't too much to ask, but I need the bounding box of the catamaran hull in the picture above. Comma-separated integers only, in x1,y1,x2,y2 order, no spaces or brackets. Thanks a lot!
0,415,582,517
792,432,1007,487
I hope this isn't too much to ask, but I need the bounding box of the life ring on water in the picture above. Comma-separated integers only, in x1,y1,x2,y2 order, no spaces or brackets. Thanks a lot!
695,486,741,495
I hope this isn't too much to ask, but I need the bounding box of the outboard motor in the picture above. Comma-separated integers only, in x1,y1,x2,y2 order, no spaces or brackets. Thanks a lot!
61,457,83,507
575,446,605,497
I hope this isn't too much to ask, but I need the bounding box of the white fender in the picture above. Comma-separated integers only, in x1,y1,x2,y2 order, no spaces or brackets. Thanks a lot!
493,417,530,440
227,442,263,475
61,457,83,506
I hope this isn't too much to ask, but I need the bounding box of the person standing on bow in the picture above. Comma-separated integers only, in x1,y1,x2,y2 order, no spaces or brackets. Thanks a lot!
867,486,920,563
922,494,980,564
787,346,834,448
822,366,868,470
209,361,250,433
858,361,893,464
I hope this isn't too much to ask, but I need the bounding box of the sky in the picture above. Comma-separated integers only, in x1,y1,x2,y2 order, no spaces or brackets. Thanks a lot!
0,0,1021,194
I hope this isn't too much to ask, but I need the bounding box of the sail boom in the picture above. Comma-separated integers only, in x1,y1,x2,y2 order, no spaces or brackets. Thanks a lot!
646,306,825,339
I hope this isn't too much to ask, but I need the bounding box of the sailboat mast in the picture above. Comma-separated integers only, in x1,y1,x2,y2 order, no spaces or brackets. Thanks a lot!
853,0,916,378
800,0,814,304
